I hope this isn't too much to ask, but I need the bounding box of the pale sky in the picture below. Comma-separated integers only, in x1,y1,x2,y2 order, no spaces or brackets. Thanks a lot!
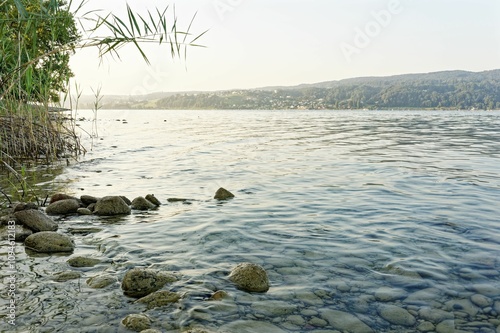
69,0,500,96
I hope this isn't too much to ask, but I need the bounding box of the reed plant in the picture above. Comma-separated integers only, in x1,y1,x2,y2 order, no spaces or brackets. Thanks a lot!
0,0,206,204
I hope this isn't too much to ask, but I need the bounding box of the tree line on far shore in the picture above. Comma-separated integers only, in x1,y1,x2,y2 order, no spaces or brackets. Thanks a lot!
96,69,500,111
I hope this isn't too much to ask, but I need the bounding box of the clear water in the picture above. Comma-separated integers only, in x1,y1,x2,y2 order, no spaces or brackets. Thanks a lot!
1,109,500,332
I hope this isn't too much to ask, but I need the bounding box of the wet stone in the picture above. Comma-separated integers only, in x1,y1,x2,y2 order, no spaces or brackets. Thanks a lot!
77,208,92,215
94,196,131,216
86,274,117,288
435,319,455,333
24,231,74,253
14,209,58,232
145,194,161,206
136,290,181,309
321,309,374,333
471,294,493,308
45,199,80,215
286,315,306,326
1,224,32,242
445,299,479,317
374,286,407,302
121,268,177,298
131,196,156,210
220,320,286,333
417,321,435,332
309,317,328,327
472,284,499,297
67,256,101,267
229,262,270,293
80,195,99,206
214,187,235,200
121,313,151,332
418,307,454,324
251,300,297,316
378,304,416,327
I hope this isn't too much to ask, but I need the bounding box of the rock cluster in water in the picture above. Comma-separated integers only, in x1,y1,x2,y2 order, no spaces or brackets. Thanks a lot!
2,186,499,332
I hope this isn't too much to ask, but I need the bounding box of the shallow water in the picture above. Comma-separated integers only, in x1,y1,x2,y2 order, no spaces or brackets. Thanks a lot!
1,109,500,332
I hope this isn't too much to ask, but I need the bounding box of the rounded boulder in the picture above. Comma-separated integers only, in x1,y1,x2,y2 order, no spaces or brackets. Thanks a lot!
229,263,270,293
24,231,74,253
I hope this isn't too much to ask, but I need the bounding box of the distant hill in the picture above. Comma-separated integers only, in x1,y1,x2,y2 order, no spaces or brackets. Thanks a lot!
79,69,500,110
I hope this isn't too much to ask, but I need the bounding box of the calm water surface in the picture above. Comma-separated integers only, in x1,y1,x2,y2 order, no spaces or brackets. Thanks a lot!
1,110,500,332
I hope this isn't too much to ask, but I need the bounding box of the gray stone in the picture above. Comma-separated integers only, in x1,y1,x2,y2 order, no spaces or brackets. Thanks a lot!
121,268,177,298
321,309,373,333
229,262,269,293
220,320,286,333
251,300,297,316
80,195,99,206
53,271,81,282
145,194,161,206
14,209,58,232
444,299,479,317
214,187,235,200
24,231,74,253
286,315,306,326
131,196,156,210
136,290,181,309
417,321,435,332
140,330,162,333
45,199,80,215
49,193,76,204
472,284,499,297
77,208,92,215
374,287,407,302
67,256,101,267
378,304,416,326
86,274,117,288
435,320,455,333
94,196,131,216
121,313,151,332
418,307,454,324
470,293,493,308
404,288,441,304
309,317,328,327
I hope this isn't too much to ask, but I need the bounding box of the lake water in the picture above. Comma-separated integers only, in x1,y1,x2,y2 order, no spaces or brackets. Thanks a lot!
1,109,500,332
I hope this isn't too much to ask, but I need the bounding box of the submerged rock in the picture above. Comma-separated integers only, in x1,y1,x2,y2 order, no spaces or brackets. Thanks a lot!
321,309,374,333
93,196,131,216
121,313,151,332
45,199,80,215
136,290,181,309
221,320,286,333
228,262,269,293
14,209,58,232
121,268,177,298
214,187,235,200
86,274,117,289
67,256,101,267
131,196,156,210
24,231,74,253
53,271,81,282
377,304,416,327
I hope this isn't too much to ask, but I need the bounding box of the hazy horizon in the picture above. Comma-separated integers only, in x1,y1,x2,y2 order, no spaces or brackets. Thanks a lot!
69,0,500,96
